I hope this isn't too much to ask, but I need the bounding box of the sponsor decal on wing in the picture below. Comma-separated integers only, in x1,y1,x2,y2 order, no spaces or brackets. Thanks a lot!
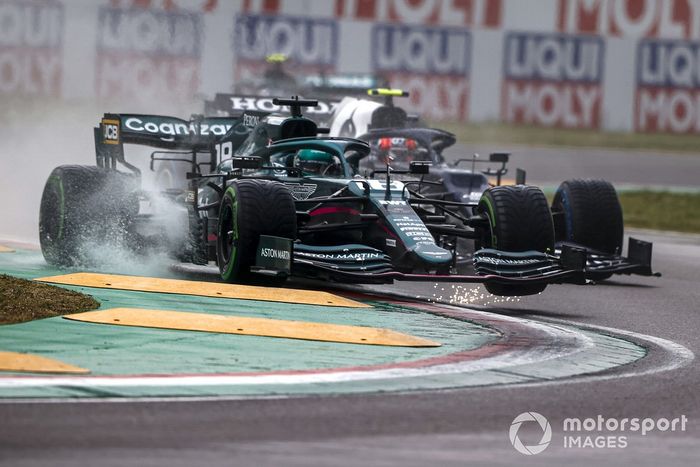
120,116,234,141
284,183,318,200
101,118,120,145
296,251,385,262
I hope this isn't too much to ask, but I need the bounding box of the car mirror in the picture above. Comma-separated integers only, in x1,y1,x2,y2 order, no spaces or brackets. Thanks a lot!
410,161,431,174
231,156,263,169
489,152,510,163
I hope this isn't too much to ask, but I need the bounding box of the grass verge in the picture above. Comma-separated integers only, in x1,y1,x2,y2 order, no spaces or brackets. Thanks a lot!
0,274,99,325
438,121,700,154
618,191,700,234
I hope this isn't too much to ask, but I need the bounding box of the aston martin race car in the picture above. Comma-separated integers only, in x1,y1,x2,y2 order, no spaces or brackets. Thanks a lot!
39,97,657,296
329,89,653,283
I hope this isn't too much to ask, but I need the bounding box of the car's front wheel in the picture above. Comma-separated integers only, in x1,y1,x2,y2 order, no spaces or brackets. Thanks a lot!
216,179,296,284
476,185,555,296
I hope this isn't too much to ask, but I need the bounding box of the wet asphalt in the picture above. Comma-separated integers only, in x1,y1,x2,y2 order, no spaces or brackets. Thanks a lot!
0,229,698,466
1,144,700,466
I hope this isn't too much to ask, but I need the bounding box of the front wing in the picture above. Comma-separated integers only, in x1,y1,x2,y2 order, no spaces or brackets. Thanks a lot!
281,238,658,286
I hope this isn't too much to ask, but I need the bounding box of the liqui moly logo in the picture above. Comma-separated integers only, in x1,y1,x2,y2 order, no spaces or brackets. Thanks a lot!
373,24,469,75
502,32,604,129
235,14,337,66
371,24,470,121
242,0,503,27
635,39,700,133
558,0,700,39
233,14,338,84
95,6,203,103
335,0,502,28
0,0,63,97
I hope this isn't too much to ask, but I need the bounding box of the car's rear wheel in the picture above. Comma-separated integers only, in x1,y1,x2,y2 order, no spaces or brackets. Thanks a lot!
39,165,138,267
216,179,296,284
476,185,555,296
154,160,188,190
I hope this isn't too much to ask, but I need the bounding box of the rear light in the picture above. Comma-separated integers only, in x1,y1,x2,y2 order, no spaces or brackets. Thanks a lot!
406,138,417,150
378,138,392,151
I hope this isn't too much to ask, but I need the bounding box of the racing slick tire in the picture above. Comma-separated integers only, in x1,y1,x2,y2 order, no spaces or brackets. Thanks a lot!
39,165,139,267
552,179,623,255
216,179,297,284
476,185,555,296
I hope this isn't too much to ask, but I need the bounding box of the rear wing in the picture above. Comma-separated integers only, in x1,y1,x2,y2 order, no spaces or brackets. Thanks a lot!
301,73,383,96
94,113,249,171
204,94,338,124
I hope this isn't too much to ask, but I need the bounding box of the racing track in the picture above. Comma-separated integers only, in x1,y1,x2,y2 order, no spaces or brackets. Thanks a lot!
0,229,698,466
1,140,700,465
445,143,700,191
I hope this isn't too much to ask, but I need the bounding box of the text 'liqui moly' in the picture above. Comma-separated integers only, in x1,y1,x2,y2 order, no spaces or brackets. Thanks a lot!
636,39,700,133
233,14,338,83
0,0,63,97
96,6,202,103
502,32,604,129
335,0,502,28
372,23,471,121
558,0,700,39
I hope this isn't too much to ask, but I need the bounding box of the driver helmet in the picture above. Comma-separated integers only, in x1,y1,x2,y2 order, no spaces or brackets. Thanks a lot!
294,149,340,176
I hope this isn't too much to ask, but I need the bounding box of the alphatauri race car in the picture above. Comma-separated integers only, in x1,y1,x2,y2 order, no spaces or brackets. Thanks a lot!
39,97,657,296
329,89,513,213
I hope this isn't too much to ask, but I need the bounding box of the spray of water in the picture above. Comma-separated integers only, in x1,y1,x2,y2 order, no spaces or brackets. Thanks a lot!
77,187,192,277
0,98,200,277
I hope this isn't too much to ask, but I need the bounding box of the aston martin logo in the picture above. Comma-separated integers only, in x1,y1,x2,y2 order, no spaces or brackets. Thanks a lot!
284,183,317,200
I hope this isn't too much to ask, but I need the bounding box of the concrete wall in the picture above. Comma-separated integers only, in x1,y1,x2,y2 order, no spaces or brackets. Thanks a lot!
2,0,699,132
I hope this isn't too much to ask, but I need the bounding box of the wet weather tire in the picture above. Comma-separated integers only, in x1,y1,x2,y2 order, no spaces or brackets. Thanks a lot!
154,160,188,190
476,185,555,296
39,165,138,267
216,179,296,284
552,179,623,255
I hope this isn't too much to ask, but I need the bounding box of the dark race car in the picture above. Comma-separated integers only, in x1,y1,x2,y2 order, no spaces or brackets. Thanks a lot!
224,53,384,105
38,97,657,296
330,89,511,212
